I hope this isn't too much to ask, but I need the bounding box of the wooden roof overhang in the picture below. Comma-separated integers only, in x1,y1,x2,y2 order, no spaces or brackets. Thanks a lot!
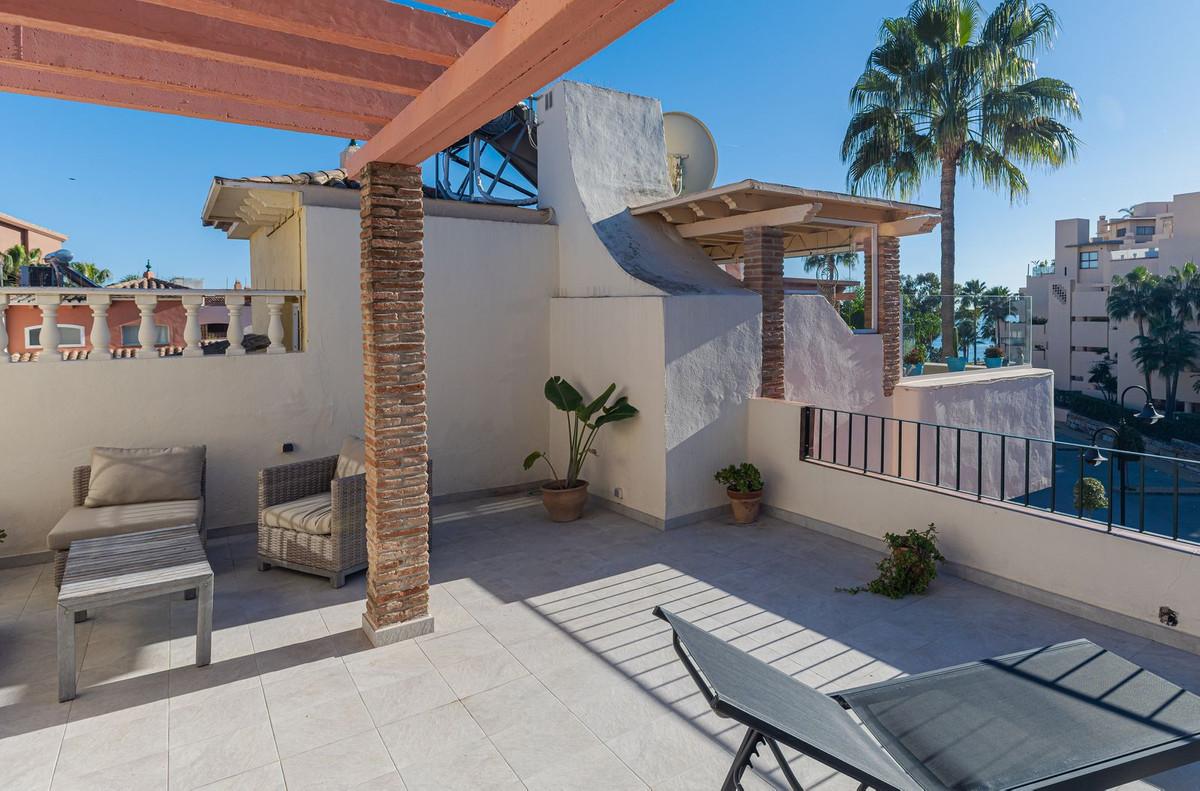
631,179,940,263
0,0,671,165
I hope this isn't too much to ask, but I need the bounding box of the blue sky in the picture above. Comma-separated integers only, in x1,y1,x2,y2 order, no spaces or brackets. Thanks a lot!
2,0,1198,290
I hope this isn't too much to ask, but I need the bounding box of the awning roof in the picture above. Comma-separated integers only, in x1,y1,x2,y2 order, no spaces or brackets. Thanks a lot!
631,179,940,263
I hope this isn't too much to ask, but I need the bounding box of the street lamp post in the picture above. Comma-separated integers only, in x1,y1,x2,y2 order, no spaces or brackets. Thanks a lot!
1109,385,1162,526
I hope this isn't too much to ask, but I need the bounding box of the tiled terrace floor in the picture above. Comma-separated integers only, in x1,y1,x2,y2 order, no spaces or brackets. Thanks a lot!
2,493,1199,790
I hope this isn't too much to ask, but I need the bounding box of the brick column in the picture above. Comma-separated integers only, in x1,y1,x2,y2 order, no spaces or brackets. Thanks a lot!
861,244,873,330
360,161,434,645
878,235,901,397
743,226,786,399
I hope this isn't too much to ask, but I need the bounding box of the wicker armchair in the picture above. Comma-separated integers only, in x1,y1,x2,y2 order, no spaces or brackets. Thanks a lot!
53,462,206,588
257,455,366,588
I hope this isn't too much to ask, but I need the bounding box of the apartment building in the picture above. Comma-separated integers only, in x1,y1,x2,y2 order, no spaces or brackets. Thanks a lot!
1023,191,1200,408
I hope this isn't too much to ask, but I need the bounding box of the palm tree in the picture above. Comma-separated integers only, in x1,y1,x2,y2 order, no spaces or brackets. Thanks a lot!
1132,312,1199,420
980,284,1013,346
803,251,861,307
842,0,1080,349
70,261,112,286
1107,266,1163,399
959,279,989,361
2,244,41,286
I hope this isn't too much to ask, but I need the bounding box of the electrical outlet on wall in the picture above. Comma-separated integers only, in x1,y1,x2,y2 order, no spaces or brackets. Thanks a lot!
613,487,624,499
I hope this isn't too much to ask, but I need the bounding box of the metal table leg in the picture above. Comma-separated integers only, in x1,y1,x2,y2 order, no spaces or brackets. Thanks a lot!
57,604,76,702
195,575,213,667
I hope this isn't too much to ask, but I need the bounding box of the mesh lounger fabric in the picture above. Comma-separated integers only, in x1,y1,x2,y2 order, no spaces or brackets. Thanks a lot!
658,608,1200,791
655,607,922,791
836,640,1200,790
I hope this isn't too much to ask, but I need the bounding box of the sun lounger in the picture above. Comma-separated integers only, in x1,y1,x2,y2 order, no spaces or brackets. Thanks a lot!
654,606,1200,790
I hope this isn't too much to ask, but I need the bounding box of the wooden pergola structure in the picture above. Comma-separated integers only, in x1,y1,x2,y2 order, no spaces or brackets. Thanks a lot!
633,180,940,399
0,0,672,644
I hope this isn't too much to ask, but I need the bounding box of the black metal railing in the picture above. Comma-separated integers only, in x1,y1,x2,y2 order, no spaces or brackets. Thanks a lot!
799,405,1200,544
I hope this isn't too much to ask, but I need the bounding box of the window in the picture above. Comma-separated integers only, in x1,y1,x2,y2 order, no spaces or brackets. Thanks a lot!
120,323,169,346
1115,227,1127,238
26,324,86,348
1079,250,1099,269
1135,225,1155,236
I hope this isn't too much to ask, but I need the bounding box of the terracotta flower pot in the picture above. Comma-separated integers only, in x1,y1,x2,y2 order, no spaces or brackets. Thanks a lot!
541,480,589,522
727,488,763,524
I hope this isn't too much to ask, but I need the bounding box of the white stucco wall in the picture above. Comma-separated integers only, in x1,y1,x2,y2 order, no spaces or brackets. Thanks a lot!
0,203,558,559
748,397,1200,646
300,204,557,498
0,350,363,559
548,296,667,519
424,215,555,494
537,81,744,298
663,295,761,519
784,295,887,415
892,368,1056,497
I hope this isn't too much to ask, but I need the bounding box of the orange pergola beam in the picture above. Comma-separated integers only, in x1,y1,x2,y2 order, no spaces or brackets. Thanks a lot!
0,25,406,127
0,0,443,93
0,64,379,139
432,0,521,22
348,0,673,170
137,0,486,67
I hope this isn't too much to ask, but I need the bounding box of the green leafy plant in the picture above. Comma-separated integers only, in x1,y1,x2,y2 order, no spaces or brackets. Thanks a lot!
903,346,926,365
523,377,638,489
984,345,1004,359
714,463,763,493
839,524,944,599
1074,477,1109,513
1,244,41,286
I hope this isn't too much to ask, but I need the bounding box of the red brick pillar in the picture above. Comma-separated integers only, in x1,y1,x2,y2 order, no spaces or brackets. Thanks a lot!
878,235,901,397
743,226,786,399
359,162,434,645
861,244,873,331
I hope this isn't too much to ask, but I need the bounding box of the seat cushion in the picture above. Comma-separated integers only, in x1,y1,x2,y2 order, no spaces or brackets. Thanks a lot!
48,498,203,551
85,446,206,507
262,493,333,536
336,436,366,479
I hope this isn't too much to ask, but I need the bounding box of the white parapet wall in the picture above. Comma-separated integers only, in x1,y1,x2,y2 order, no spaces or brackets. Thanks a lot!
0,353,362,559
748,396,1200,649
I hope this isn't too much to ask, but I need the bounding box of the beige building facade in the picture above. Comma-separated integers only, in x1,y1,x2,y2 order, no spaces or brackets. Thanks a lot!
1023,191,1200,407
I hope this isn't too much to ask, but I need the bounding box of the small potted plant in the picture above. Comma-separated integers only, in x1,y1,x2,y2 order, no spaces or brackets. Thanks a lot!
714,463,763,524
984,345,1005,368
839,523,945,598
903,346,926,376
524,377,638,522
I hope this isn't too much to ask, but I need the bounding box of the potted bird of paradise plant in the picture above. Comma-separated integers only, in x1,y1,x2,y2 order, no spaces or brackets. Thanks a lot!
524,377,638,522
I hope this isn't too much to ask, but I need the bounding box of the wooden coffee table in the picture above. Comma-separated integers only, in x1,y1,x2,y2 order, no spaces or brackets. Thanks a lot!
57,525,213,702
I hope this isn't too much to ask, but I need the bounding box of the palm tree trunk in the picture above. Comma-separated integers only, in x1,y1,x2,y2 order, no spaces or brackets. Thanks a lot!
939,158,957,358
1138,318,1152,400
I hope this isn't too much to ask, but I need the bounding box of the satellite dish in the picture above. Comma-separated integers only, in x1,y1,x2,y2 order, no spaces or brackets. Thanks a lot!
663,111,718,196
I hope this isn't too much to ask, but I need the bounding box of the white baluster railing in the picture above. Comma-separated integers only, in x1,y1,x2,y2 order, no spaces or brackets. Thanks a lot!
181,295,203,358
87,293,112,361
266,297,286,355
225,299,247,356
36,295,62,363
0,287,303,363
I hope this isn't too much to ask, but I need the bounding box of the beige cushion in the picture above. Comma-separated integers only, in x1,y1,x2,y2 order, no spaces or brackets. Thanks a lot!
85,446,206,508
262,493,333,536
47,498,203,550
335,436,366,479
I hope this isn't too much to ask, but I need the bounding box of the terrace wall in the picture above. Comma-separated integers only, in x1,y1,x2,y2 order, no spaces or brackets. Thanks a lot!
0,206,557,560
749,397,1200,650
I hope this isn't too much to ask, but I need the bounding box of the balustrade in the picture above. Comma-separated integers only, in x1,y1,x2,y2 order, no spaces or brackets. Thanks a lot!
0,287,303,363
